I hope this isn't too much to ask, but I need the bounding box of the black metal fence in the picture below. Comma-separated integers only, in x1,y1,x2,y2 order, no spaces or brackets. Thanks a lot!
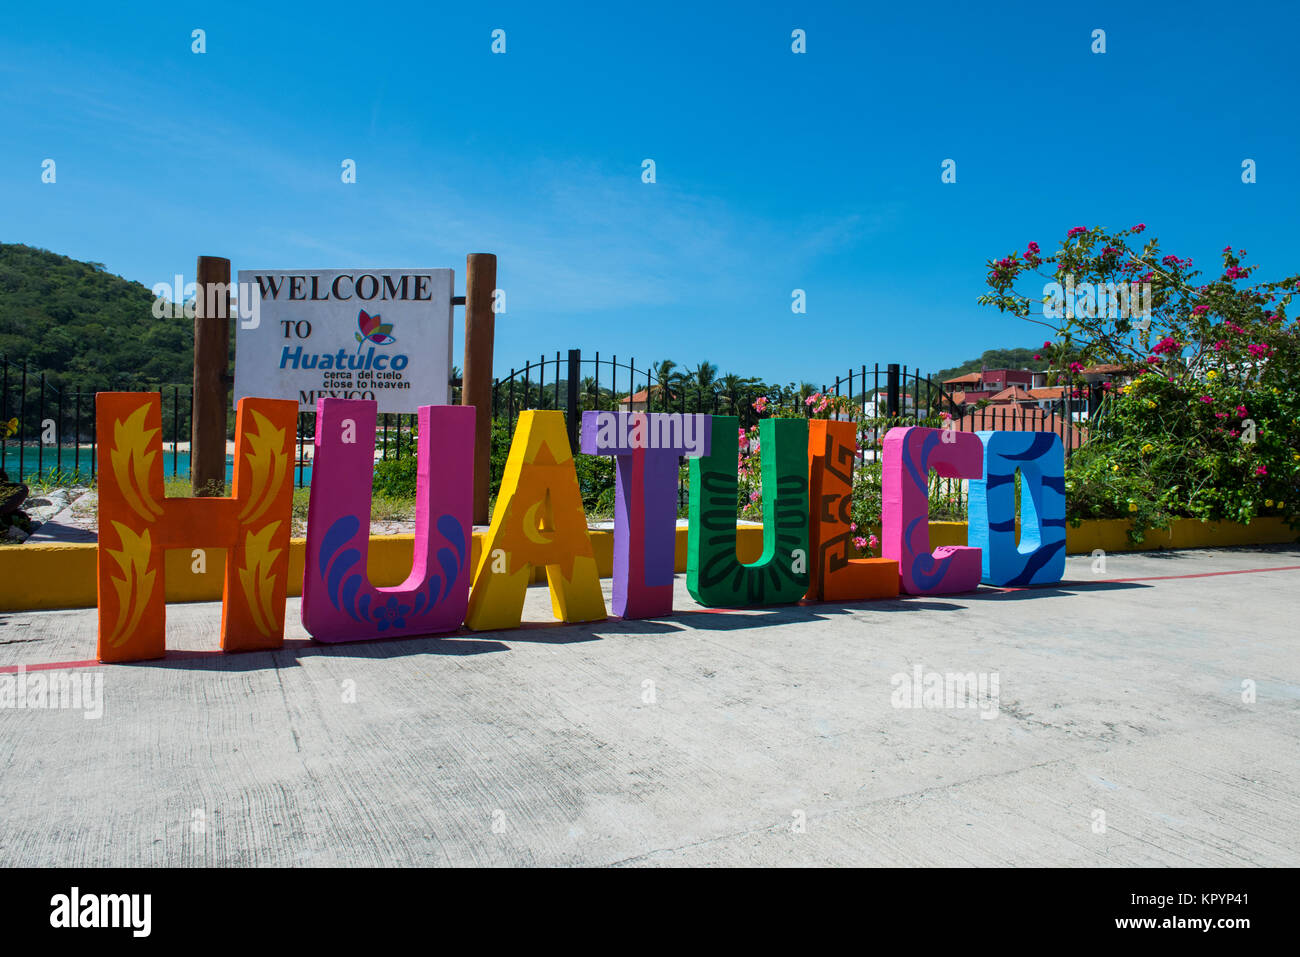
5,348,1096,511
823,362,1091,457
0,371,201,486
820,362,1096,516
2,356,107,484
491,349,862,511
289,408,423,490
0,355,420,489
492,349,831,445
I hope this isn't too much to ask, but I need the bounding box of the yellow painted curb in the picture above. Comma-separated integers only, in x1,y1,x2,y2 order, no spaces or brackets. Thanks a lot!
927,517,1298,553
1,518,1293,612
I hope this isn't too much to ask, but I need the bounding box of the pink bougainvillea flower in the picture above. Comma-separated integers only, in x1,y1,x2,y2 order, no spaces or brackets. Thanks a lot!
1132,223,1146,232
1236,405,1248,417
1199,395,1214,403
1067,226,1087,238
1256,466,1268,476
869,534,880,549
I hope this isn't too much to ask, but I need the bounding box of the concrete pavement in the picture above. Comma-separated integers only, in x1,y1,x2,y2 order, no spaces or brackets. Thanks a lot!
1,546,1298,866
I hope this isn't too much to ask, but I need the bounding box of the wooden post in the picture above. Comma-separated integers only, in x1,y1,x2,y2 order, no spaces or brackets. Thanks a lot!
461,253,497,525
192,256,231,496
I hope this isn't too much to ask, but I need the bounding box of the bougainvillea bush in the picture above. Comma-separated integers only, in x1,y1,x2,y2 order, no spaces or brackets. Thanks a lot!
981,224,1300,540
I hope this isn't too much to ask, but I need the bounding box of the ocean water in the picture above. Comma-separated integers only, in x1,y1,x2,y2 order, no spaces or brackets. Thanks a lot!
1,446,316,486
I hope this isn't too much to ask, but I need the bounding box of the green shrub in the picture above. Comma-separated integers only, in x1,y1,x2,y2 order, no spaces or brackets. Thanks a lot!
982,222,1300,541
372,453,418,498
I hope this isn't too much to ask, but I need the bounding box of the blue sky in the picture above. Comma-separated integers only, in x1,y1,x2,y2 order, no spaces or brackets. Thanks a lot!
2,0,1298,385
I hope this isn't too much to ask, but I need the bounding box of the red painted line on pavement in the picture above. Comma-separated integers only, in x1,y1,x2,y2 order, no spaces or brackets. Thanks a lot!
988,564,1300,591
4,564,1297,673
1094,564,1300,584
0,658,102,674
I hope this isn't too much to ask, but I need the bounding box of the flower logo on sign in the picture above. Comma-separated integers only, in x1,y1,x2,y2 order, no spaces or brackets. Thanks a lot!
355,309,395,350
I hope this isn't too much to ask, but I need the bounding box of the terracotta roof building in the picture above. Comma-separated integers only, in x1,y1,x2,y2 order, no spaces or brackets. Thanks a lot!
987,385,1034,404
947,405,1088,445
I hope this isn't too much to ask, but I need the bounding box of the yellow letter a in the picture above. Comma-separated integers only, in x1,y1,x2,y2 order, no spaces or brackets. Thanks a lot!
465,411,607,630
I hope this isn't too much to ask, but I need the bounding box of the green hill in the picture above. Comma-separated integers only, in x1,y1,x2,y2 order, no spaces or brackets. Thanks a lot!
934,347,1049,383
0,243,192,391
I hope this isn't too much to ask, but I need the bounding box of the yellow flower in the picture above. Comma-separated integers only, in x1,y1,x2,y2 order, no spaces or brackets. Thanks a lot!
1128,502,1138,512
1280,501,1287,509
1140,443,1154,454
1112,464,1120,472
1206,370,1218,380
1145,399,1156,409
1265,499,1274,507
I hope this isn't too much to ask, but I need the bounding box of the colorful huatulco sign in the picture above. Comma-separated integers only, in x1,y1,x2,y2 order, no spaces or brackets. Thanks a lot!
94,397,1067,662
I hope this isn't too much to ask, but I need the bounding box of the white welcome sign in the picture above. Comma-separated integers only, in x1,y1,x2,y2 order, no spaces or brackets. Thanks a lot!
234,268,454,413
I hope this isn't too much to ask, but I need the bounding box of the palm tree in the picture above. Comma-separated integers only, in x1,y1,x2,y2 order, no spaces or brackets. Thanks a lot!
652,359,683,412
717,373,745,411
688,361,718,412
715,373,766,424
